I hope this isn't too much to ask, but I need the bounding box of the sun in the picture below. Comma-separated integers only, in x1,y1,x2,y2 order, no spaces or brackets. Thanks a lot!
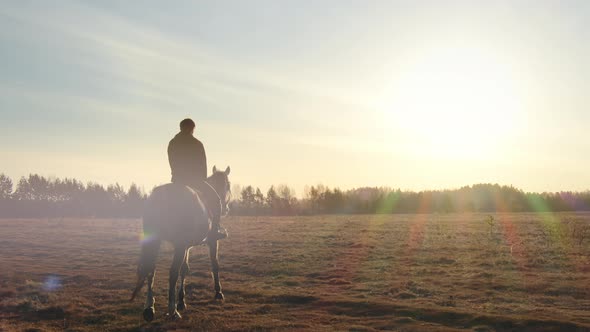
380,46,523,159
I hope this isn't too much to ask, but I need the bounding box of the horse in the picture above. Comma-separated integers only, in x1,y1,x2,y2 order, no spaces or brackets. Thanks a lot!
130,166,231,321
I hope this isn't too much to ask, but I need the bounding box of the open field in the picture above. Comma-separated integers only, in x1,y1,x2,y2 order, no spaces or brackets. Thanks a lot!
1,214,589,331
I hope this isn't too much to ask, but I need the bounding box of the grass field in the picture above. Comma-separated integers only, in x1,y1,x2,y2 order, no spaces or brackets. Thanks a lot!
1,213,589,331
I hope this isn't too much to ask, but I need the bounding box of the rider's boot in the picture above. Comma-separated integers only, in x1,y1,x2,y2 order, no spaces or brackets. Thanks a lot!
208,218,228,241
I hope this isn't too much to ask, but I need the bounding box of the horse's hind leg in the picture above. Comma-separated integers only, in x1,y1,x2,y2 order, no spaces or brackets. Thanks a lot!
177,248,191,311
168,245,187,319
137,239,160,322
143,269,156,321
208,239,224,300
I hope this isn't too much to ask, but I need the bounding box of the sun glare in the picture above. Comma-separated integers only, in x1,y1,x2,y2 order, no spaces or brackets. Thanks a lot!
381,47,523,159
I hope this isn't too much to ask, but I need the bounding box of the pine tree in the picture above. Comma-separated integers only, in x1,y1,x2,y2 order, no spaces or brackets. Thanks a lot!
0,173,13,199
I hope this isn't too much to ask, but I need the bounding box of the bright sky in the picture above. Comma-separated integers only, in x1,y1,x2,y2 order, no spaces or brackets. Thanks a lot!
1,1,589,194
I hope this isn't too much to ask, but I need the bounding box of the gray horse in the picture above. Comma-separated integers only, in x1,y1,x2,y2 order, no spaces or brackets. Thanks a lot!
130,166,231,321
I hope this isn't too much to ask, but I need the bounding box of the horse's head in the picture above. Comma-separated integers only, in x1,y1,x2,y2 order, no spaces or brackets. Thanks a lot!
207,166,232,216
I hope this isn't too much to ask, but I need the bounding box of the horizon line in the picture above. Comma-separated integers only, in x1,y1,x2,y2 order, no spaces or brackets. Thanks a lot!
2,172,589,196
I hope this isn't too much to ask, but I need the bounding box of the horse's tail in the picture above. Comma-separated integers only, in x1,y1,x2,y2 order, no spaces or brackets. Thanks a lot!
130,237,161,301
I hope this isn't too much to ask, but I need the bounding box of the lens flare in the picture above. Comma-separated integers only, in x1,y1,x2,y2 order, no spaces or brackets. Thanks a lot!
139,230,156,245
42,275,61,292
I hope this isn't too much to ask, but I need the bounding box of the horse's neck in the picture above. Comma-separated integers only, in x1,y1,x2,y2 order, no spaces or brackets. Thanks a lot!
205,177,221,196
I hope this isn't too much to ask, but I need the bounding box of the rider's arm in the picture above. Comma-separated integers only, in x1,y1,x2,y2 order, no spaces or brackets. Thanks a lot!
167,140,177,177
196,140,207,180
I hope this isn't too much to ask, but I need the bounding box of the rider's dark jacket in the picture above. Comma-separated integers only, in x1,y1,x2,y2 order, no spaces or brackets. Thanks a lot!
167,131,207,187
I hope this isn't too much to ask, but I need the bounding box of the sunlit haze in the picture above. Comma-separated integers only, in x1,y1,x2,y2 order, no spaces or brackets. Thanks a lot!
1,1,589,193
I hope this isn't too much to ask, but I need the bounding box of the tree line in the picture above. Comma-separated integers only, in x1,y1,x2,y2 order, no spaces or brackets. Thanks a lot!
0,173,146,218
232,183,590,215
1,173,589,218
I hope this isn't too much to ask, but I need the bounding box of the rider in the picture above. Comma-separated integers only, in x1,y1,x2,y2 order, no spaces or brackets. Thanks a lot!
168,118,227,240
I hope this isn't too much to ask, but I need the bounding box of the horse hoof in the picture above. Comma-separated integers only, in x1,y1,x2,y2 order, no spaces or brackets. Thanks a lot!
143,307,155,322
177,301,187,311
166,310,182,320
214,292,225,301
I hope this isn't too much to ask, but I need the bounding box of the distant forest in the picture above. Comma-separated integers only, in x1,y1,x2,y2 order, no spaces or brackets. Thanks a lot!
1,173,589,218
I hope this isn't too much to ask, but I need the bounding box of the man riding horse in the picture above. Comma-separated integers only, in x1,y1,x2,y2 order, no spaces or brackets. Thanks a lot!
168,118,227,240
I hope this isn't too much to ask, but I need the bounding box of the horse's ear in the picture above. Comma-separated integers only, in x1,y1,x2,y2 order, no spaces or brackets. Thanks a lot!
225,166,231,175
212,165,218,173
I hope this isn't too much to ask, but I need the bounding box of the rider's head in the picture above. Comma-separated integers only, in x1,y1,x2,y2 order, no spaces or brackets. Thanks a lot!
179,118,196,134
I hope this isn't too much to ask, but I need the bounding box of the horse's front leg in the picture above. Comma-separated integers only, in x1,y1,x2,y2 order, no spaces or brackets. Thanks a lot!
168,246,187,319
208,239,224,300
177,248,191,311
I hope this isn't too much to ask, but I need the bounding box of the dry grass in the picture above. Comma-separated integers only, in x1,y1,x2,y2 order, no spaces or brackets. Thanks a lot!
1,213,589,331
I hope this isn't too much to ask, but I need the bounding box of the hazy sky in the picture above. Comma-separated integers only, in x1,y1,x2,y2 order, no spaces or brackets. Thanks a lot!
1,1,589,194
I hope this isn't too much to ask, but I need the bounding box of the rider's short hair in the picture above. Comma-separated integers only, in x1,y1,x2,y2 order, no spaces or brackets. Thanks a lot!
180,118,196,131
